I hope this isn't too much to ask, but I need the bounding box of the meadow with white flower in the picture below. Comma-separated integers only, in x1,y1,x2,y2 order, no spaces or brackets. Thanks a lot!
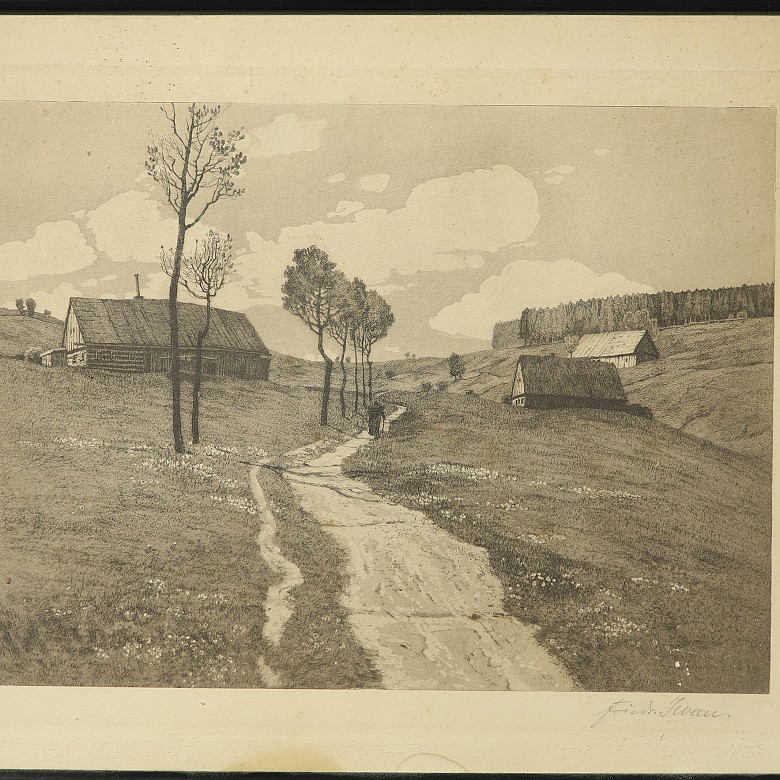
0,359,376,687
344,390,771,693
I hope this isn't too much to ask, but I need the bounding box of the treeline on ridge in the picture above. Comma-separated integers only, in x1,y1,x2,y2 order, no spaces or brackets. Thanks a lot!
492,283,774,348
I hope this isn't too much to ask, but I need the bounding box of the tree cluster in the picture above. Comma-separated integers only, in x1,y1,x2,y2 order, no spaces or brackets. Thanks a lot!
282,246,395,426
492,283,775,348
15,298,37,317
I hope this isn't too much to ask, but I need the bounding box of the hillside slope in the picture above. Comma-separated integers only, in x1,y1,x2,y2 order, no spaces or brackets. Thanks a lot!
0,310,63,357
0,362,376,688
377,318,773,461
345,391,771,693
619,319,773,461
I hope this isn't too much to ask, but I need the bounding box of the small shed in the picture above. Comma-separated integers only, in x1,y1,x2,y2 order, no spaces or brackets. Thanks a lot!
510,354,627,410
40,348,67,367
571,329,659,368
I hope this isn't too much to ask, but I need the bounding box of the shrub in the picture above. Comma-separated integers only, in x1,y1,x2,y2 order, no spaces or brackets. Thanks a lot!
465,389,478,397
436,380,449,391
420,382,433,392
448,352,466,380
626,403,653,420
385,368,397,380
24,347,43,364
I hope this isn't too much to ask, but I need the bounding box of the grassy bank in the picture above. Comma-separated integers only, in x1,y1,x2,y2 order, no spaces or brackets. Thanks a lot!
344,391,771,693
377,317,773,460
0,360,372,687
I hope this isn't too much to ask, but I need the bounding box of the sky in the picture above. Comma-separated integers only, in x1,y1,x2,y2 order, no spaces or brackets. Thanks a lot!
0,103,775,360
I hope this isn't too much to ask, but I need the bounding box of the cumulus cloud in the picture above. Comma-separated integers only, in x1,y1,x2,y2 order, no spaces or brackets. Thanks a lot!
544,164,576,185
545,165,575,176
87,190,211,264
430,258,654,341
246,114,327,158
232,166,540,307
2,282,83,320
0,221,96,281
595,148,611,156
327,173,346,183
81,278,98,288
327,201,364,219
358,174,390,193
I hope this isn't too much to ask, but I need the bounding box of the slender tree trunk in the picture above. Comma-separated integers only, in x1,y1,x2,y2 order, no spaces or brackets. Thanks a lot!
168,111,194,455
317,328,333,426
191,295,212,445
338,335,348,418
353,338,360,414
361,351,367,408
169,215,187,454
367,349,373,404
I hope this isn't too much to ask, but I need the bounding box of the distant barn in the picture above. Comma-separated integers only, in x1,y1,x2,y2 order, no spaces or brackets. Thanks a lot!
571,329,659,368
62,297,271,379
510,354,627,410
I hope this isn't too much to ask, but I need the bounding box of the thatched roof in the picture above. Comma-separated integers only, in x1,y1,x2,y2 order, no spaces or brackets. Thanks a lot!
572,330,658,359
512,354,627,402
66,297,270,354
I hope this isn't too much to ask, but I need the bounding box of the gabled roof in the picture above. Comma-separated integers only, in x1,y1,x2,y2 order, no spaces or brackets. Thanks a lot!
571,330,658,359
513,354,627,402
66,297,270,354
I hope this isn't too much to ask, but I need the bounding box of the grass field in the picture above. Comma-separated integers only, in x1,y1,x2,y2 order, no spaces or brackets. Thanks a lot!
0,310,63,358
377,317,774,460
344,391,772,693
0,359,375,687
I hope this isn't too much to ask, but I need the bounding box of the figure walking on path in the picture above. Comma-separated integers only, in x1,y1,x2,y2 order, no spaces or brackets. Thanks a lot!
367,398,386,438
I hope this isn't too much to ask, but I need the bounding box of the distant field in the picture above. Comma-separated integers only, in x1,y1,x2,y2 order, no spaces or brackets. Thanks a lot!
0,310,63,357
0,360,374,687
345,391,771,693
620,319,773,461
377,317,773,460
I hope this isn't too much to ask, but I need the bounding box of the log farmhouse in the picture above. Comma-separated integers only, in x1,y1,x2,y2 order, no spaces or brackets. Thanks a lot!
571,329,659,368
59,296,271,379
510,354,627,410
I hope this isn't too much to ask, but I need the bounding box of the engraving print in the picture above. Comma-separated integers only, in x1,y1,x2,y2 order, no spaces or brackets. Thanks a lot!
0,103,772,693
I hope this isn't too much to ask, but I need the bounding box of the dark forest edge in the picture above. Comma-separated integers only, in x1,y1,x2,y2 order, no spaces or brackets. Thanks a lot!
492,282,774,348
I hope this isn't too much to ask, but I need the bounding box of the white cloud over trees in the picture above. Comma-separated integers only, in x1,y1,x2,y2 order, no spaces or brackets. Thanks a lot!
429,257,654,341
233,165,540,307
86,190,212,264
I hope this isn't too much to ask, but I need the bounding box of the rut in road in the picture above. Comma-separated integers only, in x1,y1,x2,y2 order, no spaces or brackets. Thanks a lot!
285,408,576,691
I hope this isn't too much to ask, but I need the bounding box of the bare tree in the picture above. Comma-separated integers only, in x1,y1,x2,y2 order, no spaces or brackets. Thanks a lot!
162,230,234,444
282,246,347,426
146,103,246,453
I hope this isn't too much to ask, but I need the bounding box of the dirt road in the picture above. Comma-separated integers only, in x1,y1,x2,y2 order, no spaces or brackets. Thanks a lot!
285,410,576,691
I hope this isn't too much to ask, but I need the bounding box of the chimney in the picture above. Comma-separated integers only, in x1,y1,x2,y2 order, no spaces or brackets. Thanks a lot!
134,274,144,301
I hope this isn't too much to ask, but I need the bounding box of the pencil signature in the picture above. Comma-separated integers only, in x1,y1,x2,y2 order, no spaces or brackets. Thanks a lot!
591,696,731,728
